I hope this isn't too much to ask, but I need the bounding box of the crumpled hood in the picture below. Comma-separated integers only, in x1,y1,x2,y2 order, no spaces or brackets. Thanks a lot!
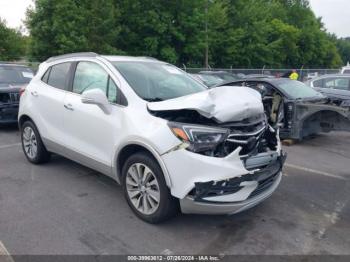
147,86,264,123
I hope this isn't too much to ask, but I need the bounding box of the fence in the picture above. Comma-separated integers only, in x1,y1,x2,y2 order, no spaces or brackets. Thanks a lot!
182,68,340,81
1,60,342,81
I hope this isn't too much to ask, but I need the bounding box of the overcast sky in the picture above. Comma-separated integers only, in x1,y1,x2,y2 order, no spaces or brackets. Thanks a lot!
0,0,349,37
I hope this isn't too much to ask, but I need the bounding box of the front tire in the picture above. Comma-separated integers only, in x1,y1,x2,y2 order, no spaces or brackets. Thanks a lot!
122,152,178,223
21,121,51,164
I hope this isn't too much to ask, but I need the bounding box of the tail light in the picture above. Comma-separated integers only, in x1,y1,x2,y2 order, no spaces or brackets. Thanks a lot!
19,86,26,97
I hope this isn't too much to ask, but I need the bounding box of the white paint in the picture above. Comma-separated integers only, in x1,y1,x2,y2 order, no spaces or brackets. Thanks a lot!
285,163,347,180
0,241,14,262
19,55,282,215
148,86,264,124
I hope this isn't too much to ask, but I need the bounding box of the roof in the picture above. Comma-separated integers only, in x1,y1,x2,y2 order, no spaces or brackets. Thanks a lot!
45,52,161,63
102,55,161,62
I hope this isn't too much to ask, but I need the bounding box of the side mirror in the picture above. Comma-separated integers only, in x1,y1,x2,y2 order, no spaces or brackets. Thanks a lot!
81,89,111,114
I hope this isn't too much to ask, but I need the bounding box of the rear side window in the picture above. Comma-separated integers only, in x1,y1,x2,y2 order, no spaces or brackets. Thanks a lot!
44,62,72,90
41,68,51,83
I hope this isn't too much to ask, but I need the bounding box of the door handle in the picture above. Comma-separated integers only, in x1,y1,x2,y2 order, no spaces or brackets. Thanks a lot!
64,103,74,111
31,91,39,97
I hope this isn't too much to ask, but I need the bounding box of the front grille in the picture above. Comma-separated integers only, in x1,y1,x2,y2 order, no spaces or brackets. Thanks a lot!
248,172,280,199
222,120,276,156
9,93,20,102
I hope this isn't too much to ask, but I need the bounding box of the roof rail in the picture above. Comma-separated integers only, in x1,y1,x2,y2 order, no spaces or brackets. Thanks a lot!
137,56,158,61
46,52,99,63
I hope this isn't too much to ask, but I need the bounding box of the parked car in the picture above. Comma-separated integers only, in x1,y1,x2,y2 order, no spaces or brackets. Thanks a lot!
198,71,241,82
190,73,223,87
0,64,34,124
340,63,350,74
19,53,286,223
243,74,275,79
306,74,350,105
216,78,350,140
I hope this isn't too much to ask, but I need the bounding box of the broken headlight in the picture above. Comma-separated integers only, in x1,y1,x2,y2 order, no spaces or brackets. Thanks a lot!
168,122,229,154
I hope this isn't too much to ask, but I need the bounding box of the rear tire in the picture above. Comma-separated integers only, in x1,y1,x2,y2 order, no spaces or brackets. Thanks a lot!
122,152,178,223
21,121,51,164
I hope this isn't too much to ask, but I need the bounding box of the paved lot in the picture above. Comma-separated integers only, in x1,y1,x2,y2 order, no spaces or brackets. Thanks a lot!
0,125,349,255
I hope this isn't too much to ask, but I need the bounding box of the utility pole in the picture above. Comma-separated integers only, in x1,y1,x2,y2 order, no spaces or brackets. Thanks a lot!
205,0,209,69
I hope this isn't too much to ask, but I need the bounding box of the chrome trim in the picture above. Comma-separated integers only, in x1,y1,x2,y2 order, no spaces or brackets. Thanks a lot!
227,125,266,138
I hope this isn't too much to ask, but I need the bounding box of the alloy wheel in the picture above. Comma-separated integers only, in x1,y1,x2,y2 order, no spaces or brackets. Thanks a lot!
126,163,160,215
22,126,38,159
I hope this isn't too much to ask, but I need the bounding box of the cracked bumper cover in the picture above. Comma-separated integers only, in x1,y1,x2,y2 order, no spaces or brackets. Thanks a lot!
161,145,286,215
180,153,286,215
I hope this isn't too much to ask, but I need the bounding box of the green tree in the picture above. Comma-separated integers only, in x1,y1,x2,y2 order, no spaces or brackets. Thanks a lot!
0,18,27,60
26,0,121,61
336,38,350,65
25,0,345,68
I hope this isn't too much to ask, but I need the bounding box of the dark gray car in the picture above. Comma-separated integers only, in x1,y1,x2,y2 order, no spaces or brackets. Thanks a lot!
0,64,34,124
306,74,350,106
216,78,350,140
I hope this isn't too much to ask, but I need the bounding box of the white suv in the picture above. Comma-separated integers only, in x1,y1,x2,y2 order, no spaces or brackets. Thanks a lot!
19,53,285,223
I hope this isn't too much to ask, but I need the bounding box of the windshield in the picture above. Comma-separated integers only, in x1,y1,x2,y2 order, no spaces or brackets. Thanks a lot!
112,62,207,101
198,74,223,87
276,79,324,99
0,66,34,85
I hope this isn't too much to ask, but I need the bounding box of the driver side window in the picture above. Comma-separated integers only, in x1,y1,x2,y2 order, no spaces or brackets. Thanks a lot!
73,62,109,95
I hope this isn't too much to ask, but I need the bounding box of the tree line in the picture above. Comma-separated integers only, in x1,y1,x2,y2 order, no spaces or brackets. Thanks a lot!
1,0,350,68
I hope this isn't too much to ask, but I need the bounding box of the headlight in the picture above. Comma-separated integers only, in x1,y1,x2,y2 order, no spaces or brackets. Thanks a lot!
168,122,229,154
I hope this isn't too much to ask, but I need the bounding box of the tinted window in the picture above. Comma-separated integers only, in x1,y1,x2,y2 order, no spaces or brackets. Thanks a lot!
343,69,350,74
0,66,34,84
113,62,206,101
107,78,118,103
73,62,108,94
41,68,51,83
47,63,71,90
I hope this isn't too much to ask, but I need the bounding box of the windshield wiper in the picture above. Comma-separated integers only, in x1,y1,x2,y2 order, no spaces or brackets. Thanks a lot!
144,97,164,102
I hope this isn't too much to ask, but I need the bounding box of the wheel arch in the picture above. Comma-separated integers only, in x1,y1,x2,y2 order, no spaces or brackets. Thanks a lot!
18,114,34,129
114,142,172,188
299,109,350,139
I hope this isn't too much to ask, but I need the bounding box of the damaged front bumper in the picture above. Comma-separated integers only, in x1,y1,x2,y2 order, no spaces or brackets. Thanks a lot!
181,153,286,215
161,145,286,215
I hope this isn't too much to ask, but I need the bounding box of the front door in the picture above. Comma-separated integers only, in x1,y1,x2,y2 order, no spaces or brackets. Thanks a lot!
62,61,123,175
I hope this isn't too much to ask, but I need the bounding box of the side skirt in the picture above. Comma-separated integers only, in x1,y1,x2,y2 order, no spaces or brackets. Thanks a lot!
42,138,115,180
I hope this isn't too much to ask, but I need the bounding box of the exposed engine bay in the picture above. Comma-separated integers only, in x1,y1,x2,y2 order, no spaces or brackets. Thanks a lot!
151,109,278,158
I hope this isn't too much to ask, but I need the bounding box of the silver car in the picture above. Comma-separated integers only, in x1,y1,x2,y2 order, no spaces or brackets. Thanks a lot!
306,74,350,104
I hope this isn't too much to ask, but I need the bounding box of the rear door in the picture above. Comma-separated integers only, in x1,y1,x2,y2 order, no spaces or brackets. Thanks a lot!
32,62,73,143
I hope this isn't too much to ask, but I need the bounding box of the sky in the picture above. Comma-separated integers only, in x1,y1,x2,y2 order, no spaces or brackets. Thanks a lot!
309,0,350,38
0,0,349,37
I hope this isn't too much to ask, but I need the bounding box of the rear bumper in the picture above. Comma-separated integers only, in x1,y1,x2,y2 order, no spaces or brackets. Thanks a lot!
180,172,282,215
